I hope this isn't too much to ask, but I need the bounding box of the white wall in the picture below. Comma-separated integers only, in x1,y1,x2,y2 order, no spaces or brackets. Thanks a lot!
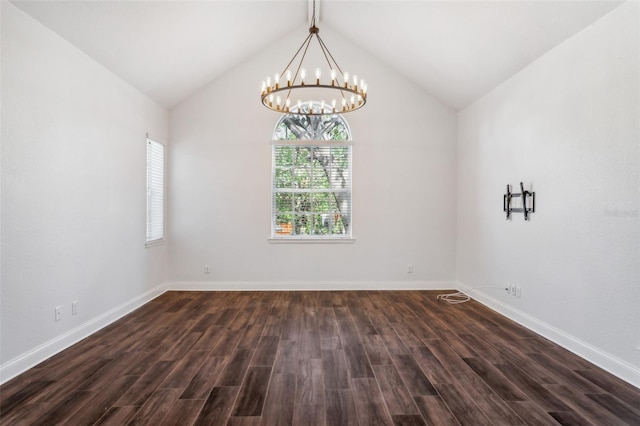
457,2,639,385
169,25,457,287
1,2,169,381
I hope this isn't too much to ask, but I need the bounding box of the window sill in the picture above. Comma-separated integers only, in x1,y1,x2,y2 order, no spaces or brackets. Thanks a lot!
145,239,165,248
268,238,355,244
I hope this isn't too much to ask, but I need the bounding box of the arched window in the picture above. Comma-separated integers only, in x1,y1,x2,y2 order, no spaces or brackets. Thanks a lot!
271,103,352,239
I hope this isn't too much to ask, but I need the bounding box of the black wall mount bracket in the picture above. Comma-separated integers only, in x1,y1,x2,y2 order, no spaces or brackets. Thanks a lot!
504,182,535,221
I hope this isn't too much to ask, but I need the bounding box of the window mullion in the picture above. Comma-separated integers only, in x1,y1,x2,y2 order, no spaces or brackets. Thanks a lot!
310,146,315,235
328,146,333,235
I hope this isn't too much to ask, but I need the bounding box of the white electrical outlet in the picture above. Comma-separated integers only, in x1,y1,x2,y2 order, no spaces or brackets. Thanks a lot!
204,265,210,274
510,284,517,296
72,301,78,315
55,306,62,321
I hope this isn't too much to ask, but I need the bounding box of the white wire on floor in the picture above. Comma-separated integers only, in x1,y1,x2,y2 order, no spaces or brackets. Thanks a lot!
436,286,507,304
436,291,470,304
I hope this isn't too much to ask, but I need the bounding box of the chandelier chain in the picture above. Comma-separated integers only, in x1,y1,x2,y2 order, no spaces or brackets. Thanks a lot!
312,0,316,27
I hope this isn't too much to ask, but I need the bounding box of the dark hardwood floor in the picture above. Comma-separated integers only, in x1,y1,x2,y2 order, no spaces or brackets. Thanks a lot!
1,291,639,425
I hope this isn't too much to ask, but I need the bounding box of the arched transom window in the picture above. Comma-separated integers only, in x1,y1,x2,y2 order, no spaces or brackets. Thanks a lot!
271,104,352,239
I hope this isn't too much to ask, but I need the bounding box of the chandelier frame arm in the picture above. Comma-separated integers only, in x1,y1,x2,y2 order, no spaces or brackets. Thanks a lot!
282,33,315,108
279,32,313,82
314,34,348,103
316,34,344,76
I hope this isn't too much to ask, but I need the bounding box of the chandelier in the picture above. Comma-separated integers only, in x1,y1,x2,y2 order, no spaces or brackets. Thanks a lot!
260,0,367,116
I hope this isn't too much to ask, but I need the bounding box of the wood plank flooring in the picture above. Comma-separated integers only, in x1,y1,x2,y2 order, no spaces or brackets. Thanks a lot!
1,291,639,425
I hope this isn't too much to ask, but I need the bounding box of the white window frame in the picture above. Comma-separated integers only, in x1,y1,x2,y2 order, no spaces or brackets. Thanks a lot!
269,139,354,243
146,137,165,247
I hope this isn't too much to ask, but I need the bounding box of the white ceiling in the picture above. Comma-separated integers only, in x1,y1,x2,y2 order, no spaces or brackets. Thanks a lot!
12,0,624,110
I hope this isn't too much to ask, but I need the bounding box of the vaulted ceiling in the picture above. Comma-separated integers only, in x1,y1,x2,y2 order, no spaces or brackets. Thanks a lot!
12,0,624,110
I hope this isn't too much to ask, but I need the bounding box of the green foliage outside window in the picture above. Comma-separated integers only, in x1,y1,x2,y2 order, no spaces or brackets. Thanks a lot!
273,106,352,237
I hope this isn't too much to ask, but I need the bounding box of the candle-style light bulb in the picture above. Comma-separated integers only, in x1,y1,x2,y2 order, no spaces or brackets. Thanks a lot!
350,95,355,109
353,75,358,91
266,77,271,92
275,73,280,89
286,70,292,86
268,94,274,107
342,98,347,111
331,69,337,85
343,72,349,88
358,95,363,105
297,100,302,112
332,99,336,112
308,101,313,114
285,98,291,111
276,96,281,110
315,68,321,85
363,83,368,95
301,68,306,85
261,81,266,94
321,100,325,114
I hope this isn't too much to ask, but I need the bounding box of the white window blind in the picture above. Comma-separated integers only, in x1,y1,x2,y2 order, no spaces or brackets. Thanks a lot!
272,142,352,238
146,138,164,244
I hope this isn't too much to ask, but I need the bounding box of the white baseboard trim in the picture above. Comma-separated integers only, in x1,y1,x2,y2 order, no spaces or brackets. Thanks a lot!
169,280,457,292
457,281,640,389
0,283,168,385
